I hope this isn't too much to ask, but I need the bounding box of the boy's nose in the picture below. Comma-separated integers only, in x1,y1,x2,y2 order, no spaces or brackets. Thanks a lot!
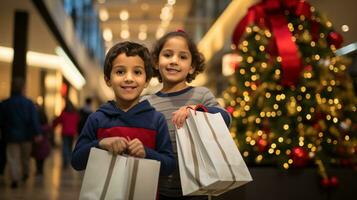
124,72,134,81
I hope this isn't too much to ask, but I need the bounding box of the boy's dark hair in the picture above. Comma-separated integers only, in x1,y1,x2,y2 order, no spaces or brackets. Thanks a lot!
151,31,205,83
104,41,153,81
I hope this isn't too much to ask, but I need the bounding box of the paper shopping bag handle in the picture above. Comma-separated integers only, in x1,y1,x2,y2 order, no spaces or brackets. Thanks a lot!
194,104,208,112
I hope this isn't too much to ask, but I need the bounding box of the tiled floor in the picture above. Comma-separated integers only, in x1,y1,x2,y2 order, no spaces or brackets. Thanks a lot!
0,148,82,200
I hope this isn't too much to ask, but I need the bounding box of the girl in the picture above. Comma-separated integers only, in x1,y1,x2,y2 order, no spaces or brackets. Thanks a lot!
144,30,231,200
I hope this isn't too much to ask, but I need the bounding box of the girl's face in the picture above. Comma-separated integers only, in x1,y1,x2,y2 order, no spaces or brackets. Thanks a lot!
157,36,194,88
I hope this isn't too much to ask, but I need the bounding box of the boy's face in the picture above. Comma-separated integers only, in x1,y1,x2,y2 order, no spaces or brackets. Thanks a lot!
105,53,148,108
157,36,194,86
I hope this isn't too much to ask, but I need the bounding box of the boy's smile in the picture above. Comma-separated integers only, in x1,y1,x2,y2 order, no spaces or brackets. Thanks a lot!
105,53,148,111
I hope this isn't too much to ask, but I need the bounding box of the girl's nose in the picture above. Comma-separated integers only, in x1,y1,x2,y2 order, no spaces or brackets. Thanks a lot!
170,55,179,64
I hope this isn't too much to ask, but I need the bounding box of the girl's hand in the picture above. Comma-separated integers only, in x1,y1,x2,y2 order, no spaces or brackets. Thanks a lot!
172,105,195,129
127,138,146,158
99,137,128,155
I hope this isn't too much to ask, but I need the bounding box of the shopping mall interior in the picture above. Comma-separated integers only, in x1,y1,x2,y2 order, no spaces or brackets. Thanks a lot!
0,0,356,199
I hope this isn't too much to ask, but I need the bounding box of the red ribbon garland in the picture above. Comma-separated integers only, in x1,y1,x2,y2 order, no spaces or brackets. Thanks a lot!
232,0,312,86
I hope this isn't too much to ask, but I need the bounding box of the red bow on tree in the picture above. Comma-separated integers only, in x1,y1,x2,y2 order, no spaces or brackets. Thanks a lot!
232,0,313,86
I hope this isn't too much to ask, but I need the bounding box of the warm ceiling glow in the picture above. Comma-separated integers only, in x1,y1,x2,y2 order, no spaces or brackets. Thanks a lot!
141,3,149,11
0,46,58,70
198,0,259,62
99,8,109,21
119,10,129,21
55,47,86,90
0,46,85,90
160,6,173,21
138,32,147,40
121,30,130,39
156,2,175,39
168,0,176,6
138,24,147,40
103,28,113,41
193,0,259,86
156,28,165,39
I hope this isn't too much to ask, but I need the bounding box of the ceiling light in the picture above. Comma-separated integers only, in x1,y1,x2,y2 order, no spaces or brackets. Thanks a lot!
157,3,174,38
119,10,129,21
161,20,170,28
168,0,176,6
0,46,57,69
160,6,173,21
156,28,165,39
138,32,147,40
99,8,109,21
55,47,86,90
0,46,86,90
103,28,113,42
121,30,130,39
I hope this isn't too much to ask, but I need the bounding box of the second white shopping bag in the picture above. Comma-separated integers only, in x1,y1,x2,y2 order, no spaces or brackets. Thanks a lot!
79,147,160,200
176,109,252,196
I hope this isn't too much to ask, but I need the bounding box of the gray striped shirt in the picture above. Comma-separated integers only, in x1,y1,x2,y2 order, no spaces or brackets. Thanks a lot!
141,86,230,197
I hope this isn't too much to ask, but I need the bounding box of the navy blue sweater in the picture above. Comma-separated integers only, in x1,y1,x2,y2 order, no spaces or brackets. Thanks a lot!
71,100,175,176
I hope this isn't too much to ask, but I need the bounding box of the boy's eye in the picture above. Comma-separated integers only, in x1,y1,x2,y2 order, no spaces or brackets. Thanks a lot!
134,69,143,75
116,70,125,75
162,52,172,57
163,53,171,57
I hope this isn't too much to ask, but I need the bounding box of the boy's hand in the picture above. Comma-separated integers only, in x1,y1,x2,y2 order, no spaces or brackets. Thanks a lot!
99,137,128,155
127,138,146,158
172,105,195,129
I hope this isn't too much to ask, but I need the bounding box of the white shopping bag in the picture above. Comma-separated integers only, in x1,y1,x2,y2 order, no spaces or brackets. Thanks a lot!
79,148,160,200
176,110,252,196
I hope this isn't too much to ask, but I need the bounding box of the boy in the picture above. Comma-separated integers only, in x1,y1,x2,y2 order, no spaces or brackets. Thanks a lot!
71,41,175,176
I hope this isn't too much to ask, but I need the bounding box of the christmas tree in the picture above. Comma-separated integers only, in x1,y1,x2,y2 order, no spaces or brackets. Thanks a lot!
224,0,357,187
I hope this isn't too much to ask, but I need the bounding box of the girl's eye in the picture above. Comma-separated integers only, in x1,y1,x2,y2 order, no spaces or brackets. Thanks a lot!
180,55,188,59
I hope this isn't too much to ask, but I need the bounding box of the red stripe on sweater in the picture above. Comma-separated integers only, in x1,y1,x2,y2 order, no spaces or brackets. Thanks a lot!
97,127,156,149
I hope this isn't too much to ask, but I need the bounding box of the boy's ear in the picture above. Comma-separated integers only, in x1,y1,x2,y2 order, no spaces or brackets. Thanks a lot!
144,81,149,88
104,76,111,87
189,66,195,75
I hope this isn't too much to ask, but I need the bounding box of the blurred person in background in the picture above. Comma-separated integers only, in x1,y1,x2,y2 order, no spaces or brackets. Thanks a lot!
77,97,93,134
52,99,80,169
0,78,42,188
32,103,52,176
